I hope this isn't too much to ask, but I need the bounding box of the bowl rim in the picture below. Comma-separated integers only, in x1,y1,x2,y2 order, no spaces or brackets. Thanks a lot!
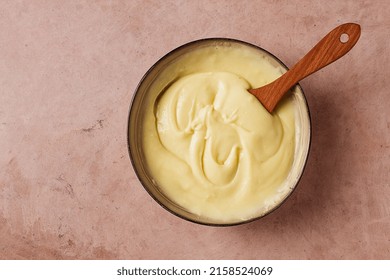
127,37,312,226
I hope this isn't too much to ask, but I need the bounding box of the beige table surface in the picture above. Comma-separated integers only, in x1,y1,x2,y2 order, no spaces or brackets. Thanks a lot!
0,0,389,259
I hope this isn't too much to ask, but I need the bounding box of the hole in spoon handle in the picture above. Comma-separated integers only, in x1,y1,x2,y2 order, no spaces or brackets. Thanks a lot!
340,33,349,43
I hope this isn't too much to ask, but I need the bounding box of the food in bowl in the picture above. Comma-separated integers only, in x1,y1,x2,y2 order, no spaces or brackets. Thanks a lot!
128,39,310,225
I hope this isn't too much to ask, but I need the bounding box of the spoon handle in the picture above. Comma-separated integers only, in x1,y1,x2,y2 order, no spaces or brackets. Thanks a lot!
286,23,361,81
250,23,361,112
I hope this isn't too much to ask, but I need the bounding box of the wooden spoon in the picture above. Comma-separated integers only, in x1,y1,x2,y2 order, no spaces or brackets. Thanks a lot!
248,23,361,113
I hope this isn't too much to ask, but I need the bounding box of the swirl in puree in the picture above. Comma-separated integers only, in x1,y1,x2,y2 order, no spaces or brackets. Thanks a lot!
142,44,296,222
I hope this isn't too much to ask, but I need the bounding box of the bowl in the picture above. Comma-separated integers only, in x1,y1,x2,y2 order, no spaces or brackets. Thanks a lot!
127,38,311,226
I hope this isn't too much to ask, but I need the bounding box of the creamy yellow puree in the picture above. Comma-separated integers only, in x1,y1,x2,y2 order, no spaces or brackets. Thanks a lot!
141,42,296,223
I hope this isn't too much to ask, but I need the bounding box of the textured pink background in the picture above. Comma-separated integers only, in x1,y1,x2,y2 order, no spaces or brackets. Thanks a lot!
0,0,389,259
